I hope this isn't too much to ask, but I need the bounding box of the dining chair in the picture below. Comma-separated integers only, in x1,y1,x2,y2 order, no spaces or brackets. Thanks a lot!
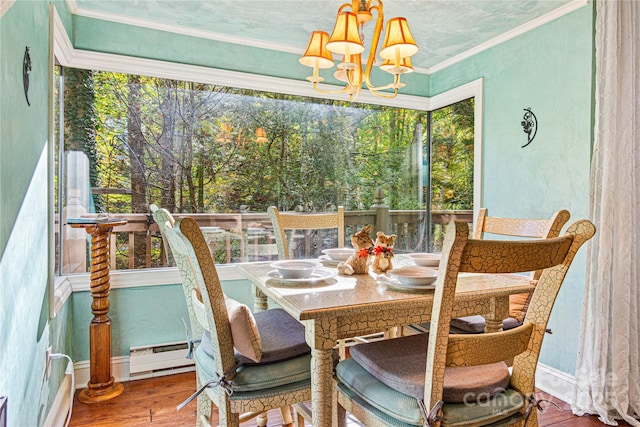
412,208,571,335
267,205,345,260
268,205,385,358
456,208,571,333
152,206,214,423
335,218,595,427
151,205,311,427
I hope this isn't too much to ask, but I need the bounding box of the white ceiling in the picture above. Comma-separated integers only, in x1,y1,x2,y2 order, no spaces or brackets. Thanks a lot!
69,0,585,73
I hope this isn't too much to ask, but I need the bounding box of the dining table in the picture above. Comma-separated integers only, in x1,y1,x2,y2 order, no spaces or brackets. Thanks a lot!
239,260,535,427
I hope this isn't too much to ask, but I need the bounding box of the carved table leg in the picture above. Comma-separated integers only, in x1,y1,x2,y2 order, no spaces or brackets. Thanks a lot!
311,348,335,427
306,317,336,427
253,285,268,312
484,296,509,333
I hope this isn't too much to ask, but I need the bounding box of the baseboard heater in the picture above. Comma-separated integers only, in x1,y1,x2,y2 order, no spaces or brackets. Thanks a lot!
129,340,195,380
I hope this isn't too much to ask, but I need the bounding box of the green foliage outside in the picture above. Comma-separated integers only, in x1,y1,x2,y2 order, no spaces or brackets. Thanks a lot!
85,70,473,215
431,99,475,210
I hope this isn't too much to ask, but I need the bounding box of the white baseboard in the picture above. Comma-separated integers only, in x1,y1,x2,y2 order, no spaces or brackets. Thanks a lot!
43,374,73,427
536,362,576,404
72,354,195,387
73,356,130,389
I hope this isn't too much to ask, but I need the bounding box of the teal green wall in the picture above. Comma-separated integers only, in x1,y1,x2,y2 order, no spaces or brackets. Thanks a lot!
0,1,73,425
71,15,430,97
70,279,255,360
0,0,49,258
0,5,595,426
430,4,594,374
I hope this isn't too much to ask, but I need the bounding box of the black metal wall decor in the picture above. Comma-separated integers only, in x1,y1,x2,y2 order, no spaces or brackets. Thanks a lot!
23,46,32,106
521,107,537,148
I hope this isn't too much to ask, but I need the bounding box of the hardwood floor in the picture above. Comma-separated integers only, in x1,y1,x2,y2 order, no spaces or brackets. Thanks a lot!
69,372,629,426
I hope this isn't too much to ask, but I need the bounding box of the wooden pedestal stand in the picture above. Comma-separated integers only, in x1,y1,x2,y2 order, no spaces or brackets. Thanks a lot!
71,220,126,404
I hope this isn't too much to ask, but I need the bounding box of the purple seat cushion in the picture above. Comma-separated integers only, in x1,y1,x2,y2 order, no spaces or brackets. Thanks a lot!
202,308,310,365
450,315,523,334
349,333,510,403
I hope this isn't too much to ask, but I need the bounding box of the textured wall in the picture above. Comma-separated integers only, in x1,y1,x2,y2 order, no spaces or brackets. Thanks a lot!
70,14,430,97
0,1,69,425
70,280,255,361
429,4,594,374
0,7,595,427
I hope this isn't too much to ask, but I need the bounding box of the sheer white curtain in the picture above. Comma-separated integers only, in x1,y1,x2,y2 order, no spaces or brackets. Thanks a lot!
572,1,640,425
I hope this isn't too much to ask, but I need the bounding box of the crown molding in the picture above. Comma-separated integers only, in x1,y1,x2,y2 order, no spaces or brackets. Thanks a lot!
66,0,430,74
66,0,303,55
52,9,428,110
0,0,16,17
65,0,587,76
426,78,483,111
52,6,75,66
427,0,589,74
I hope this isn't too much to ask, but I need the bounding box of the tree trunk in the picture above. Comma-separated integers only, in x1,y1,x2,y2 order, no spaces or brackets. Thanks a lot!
158,81,177,212
127,75,148,268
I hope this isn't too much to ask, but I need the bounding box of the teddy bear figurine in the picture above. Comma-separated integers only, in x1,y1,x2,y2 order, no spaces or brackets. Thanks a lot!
371,231,396,274
337,225,374,275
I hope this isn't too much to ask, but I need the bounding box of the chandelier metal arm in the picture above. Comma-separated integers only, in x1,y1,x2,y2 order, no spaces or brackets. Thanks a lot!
345,54,363,92
299,0,417,101
368,73,403,91
363,1,385,91
338,2,352,13
311,81,351,96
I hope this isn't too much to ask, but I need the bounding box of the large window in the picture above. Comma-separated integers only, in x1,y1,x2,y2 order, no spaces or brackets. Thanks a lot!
54,67,474,273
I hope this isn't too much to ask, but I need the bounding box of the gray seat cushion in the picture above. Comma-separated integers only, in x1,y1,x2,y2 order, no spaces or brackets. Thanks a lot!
195,344,311,394
349,333,510,403
197,308,312,395
248,308,310,364
336,359,424,426
336,358,525,427
449,315,523,334
202,307,310,365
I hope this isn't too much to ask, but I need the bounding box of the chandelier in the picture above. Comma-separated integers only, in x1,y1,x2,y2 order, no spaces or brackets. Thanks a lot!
299,0,419,101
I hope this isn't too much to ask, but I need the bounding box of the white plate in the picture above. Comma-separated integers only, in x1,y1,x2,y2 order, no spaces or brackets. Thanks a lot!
378,275,437,291
270,260,323,279
321,248,353,262
319,255,341,266
267,268,337,285
405,253,441,267
386,266,438,286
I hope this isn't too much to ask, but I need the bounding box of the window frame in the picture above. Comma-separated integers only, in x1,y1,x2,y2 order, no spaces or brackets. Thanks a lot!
49,5,483,314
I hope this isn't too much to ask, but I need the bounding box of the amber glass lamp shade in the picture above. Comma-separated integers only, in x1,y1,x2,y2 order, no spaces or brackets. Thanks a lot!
379,17,419,60
299,31,335,69
325,12,365,56
300,31,335,83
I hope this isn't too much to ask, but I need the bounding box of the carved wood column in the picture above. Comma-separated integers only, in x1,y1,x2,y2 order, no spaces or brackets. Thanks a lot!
71,220,126,404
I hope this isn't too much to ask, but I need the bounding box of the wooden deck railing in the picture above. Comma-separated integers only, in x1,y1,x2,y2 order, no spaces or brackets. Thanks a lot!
59,208,472,273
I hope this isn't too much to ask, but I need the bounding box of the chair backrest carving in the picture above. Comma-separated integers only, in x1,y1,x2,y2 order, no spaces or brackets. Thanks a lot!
474,208,571,280
174,217,237,377
152,205,236,383
268,206,345,259
424,219,595,408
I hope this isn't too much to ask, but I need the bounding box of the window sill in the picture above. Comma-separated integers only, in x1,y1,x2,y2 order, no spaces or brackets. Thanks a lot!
66,264,246,292
51,276,72,317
